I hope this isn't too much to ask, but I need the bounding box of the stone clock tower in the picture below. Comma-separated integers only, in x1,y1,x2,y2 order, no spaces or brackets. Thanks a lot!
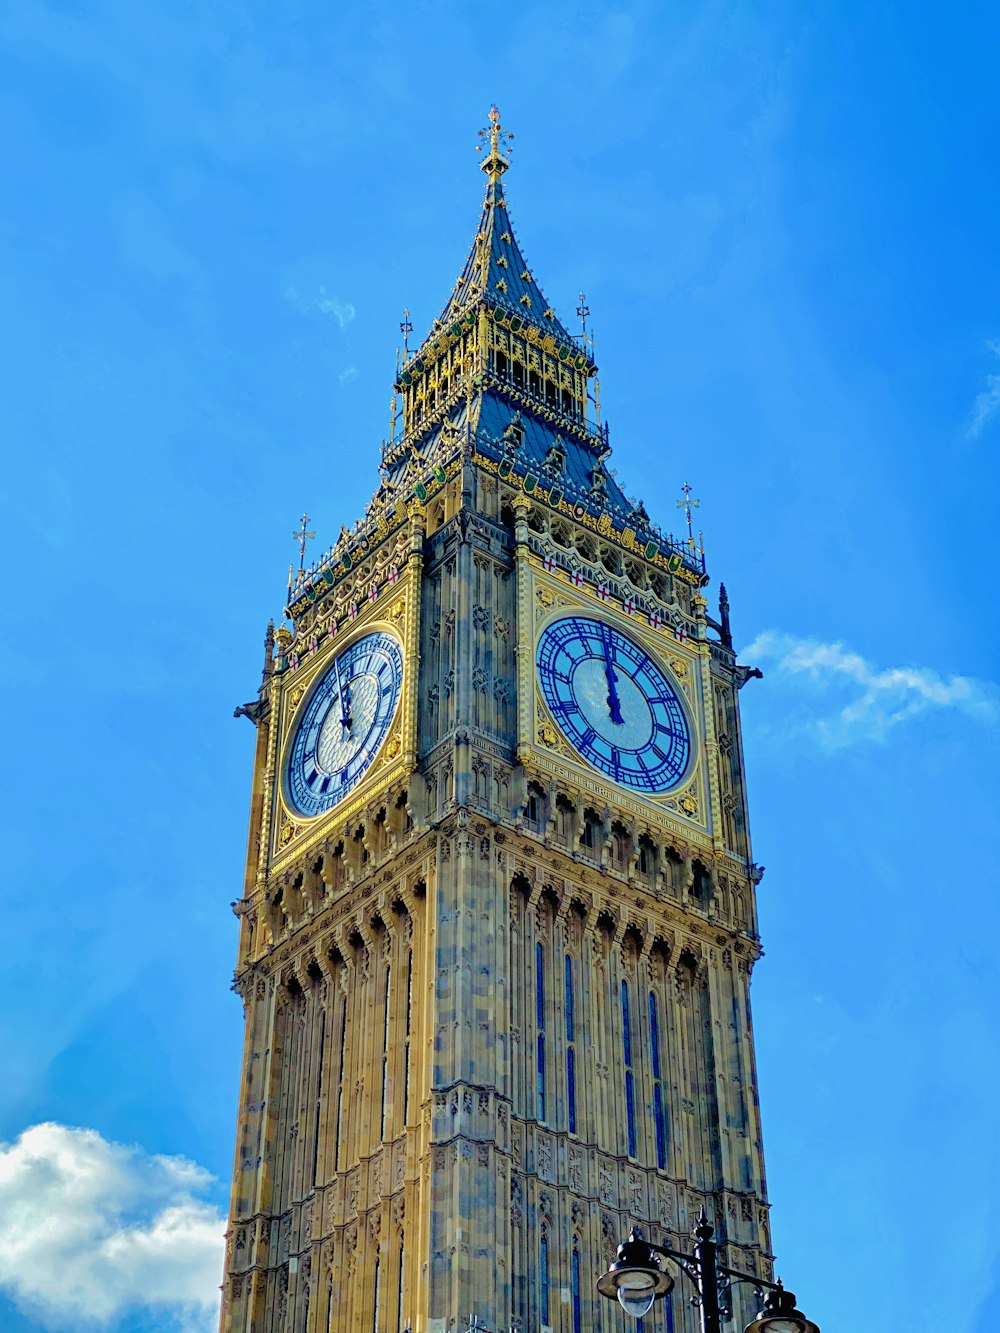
220,109,771,1333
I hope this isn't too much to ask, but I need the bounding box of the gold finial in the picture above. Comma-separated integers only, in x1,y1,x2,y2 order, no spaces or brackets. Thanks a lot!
476,105,513,181
292,512,315,571
677,482,700,550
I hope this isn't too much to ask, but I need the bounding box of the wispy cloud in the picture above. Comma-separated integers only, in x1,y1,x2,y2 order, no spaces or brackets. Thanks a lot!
966,338,1000,439
0,1123,225,1331
338,366,359,385
284,284,355,327
745,632,997,748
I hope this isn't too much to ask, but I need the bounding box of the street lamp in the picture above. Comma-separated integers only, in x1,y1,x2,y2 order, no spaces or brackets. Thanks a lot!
597,1211,819,1333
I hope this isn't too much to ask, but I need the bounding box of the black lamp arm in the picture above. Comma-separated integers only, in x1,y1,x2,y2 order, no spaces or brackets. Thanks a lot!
643,1241,784,1296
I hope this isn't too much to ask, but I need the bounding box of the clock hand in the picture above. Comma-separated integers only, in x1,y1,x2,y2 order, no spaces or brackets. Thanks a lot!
599,623,625,726
335,657,351,732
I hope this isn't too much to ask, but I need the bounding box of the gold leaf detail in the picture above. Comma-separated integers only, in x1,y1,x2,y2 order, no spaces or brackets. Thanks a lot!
536,587,555,607
538,723,561,749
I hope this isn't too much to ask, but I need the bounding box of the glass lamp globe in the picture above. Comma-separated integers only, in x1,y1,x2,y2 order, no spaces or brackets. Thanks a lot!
617,1272,658,1319
744,1286,819,1333
596,1230,673,1317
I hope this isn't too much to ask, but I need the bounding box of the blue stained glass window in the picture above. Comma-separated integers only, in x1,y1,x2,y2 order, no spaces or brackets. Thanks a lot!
622,981,636,1156
566,954,577,1133
540,1233,550,1324
537,1034,546,1122
650,991,667,1169
571,1245,582,1333
536,943,545,1029
653,1085,666,1169
536,943,546,1122
664,1292,675,1332
567,1046,576,1134
625,1070,636,1157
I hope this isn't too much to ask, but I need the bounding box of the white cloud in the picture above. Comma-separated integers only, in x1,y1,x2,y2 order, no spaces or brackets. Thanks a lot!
745,631,997,748
966,338,1000,439
338,366,359,385
283,283,355,327
0,1122,226,1331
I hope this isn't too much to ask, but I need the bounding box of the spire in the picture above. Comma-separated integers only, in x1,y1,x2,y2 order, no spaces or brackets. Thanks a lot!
423,106,584,354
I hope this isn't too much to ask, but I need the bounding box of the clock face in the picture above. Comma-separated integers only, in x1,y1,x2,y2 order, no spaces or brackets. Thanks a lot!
283,631,404,818
536,615,691,793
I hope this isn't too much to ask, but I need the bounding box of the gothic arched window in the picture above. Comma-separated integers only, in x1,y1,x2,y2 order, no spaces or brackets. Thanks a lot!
311,1008,326,1186
649,990,667,1169
571,1244,582,1333
536,942,546,1123
565,953,576,1134
403,948,413,1124
380,962,391,1138
334,990,348,1171
539,1231,550,1326
621,979,636,1157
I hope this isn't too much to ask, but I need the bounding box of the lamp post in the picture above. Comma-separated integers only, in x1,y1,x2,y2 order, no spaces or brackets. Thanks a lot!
597,1210,819,1333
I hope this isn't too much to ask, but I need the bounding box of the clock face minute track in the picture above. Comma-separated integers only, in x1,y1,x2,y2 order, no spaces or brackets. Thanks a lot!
283,631,404,818
536,615,691,793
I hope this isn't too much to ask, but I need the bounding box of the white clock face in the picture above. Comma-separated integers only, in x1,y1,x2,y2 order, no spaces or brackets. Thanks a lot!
536,615,691,793
283,631,403,817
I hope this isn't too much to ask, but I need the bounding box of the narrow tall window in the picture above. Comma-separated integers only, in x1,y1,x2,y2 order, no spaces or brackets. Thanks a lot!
540,1231,550,1325
397,1241,405,1333
373,1254,381,1333
565,953,577,1134
649,990,667,1169
334,994,348,1170
622,980,636,1157
403,949,413,1124
380,963,392,1139
311,1009,326,1185
664,1291,675,1333
571,1244,582,1333
536,942,546,1123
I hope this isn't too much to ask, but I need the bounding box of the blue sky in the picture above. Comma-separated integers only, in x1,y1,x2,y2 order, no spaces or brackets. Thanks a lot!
1,1,998,1329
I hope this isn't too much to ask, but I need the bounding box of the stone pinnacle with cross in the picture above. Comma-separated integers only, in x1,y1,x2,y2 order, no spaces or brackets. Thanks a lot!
292,512,315,571
677,481,700,549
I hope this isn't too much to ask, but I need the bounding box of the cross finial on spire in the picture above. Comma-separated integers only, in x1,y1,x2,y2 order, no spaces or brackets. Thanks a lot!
476,105,513,181
576,291,590,345
400,307,412,357
292,512,315,571
677,481,700,550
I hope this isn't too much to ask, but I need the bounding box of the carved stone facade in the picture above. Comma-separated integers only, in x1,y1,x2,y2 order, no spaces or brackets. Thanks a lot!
221,115,771,1333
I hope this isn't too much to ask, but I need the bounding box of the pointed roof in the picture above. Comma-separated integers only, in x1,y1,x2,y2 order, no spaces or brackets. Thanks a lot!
416,106,592,363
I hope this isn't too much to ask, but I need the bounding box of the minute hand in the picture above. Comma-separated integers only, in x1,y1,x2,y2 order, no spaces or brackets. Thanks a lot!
599,624,625,726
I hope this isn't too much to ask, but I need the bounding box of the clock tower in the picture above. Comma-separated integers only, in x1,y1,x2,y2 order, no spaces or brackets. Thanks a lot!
221,109,772,1332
